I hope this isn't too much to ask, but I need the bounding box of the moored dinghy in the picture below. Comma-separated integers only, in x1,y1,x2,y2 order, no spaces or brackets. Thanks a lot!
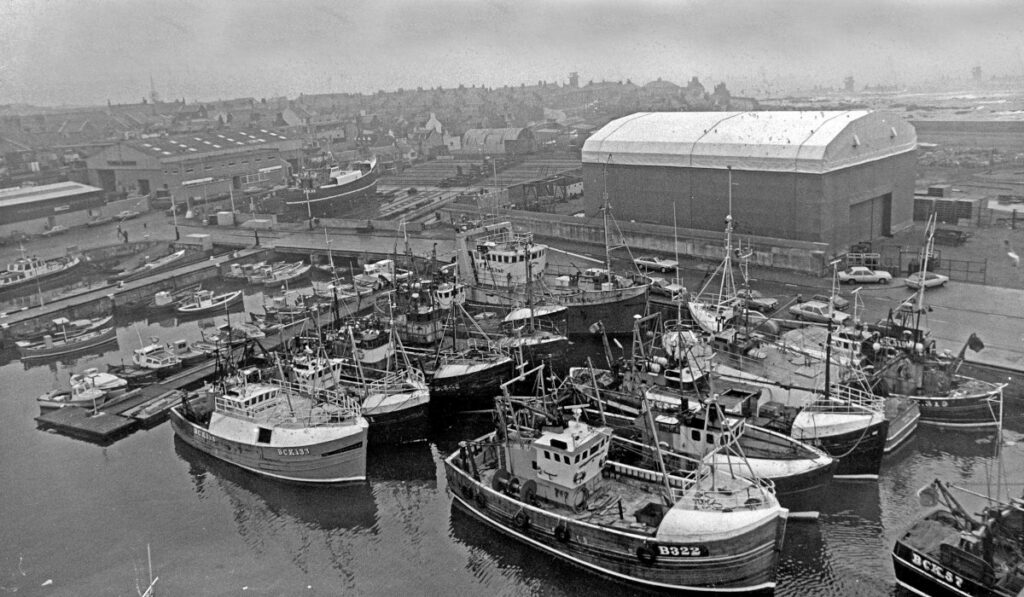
444,367,787,594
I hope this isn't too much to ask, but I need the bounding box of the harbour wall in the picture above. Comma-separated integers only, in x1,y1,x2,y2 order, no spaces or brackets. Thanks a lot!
440,206,832,275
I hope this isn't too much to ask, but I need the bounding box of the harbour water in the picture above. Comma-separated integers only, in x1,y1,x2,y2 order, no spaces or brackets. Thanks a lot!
0,283,1021,596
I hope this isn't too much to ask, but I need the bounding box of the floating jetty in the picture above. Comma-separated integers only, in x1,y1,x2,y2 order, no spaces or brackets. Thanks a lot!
34,289,386,444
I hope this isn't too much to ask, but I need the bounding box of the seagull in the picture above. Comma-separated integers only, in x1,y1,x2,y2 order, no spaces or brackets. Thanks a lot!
1006,240,1020,267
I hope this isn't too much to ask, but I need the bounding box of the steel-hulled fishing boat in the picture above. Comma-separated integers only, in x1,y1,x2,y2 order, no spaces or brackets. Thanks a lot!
892,479,1024,596
169,369,369,483
445,375,788,594
454,221,648,336
283,156,380,219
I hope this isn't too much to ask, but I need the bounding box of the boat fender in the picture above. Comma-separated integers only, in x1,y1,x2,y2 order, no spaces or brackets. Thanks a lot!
554,523,571,543
513,510,530,530
636,543,657,566
474,488,487,509
897,362,913,381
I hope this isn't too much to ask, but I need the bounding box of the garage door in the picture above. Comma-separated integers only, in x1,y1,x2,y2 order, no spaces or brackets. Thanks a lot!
848,194,891,247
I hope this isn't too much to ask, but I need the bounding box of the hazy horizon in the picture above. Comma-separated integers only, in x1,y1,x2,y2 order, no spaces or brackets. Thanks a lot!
2,0,1023,107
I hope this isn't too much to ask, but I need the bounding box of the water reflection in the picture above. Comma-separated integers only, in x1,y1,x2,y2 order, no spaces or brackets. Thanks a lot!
174,436,379,533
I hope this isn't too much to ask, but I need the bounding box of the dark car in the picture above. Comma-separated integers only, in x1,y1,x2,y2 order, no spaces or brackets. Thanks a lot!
733,289,780,313
810,293,850,311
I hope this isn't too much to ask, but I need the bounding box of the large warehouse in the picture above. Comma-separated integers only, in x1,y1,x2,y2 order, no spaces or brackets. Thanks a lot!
581,111,917,252
0,181,104,237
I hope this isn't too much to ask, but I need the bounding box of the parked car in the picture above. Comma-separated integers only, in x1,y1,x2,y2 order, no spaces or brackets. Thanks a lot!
732,289,779,312
41,225,68,237
837,266,892,284
905,271,949,290
810,293,850,311
788,300,852,325
116,210,141,220
633,255,678,273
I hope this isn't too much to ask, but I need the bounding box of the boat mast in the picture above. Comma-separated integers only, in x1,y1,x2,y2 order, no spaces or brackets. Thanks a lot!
914,212,937,331
719,166,734,303
603,159,612,273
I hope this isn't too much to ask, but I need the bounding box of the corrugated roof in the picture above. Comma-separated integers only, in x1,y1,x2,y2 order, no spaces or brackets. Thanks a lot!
582,111,917,174
0,181,102,207
463,128,527,147
127,128,289,158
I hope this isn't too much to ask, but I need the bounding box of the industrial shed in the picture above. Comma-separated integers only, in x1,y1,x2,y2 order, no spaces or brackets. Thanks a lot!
459,128,534,156
581,111,917,252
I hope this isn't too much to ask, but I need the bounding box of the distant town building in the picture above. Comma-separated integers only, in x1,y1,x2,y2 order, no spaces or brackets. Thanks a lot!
458,128,535,156
582,111,917,253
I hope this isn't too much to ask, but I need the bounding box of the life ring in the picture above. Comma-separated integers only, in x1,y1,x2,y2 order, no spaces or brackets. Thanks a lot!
474,488,488,509
554,523,571,543
636,543,657,566
573,471,586,485
513,510,530,530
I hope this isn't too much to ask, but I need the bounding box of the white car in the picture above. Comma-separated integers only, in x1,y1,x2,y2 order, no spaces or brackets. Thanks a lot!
905,271,949,289
116,210,141,220
837,266,892,284
41,224,68,237
633,255,678,273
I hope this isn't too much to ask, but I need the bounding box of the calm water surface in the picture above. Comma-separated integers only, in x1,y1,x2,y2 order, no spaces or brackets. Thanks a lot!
1,285,1021,596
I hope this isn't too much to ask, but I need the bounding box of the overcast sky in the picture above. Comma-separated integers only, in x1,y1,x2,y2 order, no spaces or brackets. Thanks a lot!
2,0,1023,106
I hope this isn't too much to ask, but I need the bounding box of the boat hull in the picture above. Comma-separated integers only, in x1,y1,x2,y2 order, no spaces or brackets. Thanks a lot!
282,166,380,218
892,538,1001,597
429,359,516,413
799,419,888,480
175,291,244,315
444,458,783,594
908,389,1003,429
468,286,648,336
363,396,431,445
17,326,118,359
169,407,368,483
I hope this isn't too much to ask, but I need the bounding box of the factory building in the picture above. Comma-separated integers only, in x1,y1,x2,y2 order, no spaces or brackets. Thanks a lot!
84,129,302,209
581,111,917,253
0,181,104,236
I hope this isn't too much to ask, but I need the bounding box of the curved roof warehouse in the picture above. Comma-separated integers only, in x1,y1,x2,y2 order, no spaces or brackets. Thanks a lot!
582,111,917,251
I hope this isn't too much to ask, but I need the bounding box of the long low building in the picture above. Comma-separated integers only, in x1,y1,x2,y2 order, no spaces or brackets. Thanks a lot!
581,111,917,253
0,181,105,236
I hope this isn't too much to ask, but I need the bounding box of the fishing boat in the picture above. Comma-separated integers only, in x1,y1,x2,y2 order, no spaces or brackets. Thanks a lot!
137,283,202,310
282,156,380,218
454,220,648,336
262,262,312,288
169,368,369,483
70,367,130,397
106,363,161,387
11,313,113,344
114,249,188,282
892,478,1024,596
354,259,412,289
289,349,431,445
165,339,213,366
37,379,108,411
0,253,83,292
444,370,788,594
387,276,465,345
569,368,835,514
132,342,183,376
687,211,740,334
865,214,1004,429
175,289,244,315
428,345,516,413
224,260,269,281
15,318,118,359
